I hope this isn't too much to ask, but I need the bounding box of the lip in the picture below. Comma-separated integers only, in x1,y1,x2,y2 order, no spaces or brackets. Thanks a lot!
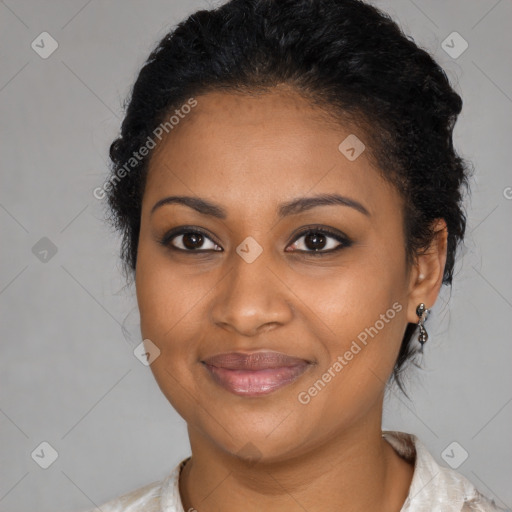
201,351,313,397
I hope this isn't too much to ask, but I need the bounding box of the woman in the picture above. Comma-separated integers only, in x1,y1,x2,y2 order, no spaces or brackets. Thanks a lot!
92,0,508,510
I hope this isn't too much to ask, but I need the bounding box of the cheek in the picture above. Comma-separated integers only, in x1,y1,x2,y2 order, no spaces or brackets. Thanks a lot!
295,249,407,338
136,242,203,340
291,247,409,396
293,283,407,437
135,252,206,419
135,244,215,356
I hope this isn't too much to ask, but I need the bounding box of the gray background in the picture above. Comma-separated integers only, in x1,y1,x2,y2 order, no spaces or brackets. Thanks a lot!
1,0,511,511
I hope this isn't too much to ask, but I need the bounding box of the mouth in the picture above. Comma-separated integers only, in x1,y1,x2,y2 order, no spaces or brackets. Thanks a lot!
201,351,313,397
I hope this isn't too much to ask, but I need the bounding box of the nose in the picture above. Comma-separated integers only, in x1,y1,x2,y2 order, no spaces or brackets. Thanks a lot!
209,247,294,337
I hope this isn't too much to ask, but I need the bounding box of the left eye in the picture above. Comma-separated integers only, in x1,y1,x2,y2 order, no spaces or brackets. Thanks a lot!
286,229,349,253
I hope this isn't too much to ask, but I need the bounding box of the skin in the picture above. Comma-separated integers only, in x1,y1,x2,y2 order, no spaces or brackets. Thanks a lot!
135,84,448,512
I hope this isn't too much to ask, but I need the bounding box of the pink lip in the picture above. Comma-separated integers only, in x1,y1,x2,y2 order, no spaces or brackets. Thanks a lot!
201,351,312,396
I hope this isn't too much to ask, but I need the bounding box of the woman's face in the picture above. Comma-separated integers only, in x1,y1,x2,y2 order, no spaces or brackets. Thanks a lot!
136,87,420,461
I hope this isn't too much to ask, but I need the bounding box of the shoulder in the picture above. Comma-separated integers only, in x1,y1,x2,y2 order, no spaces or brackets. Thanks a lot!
382,431,510,512
87,479,163,511
82,457,189,512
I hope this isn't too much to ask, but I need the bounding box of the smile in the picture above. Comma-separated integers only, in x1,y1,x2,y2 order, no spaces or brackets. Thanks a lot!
203,364,311,396
201,351,313,397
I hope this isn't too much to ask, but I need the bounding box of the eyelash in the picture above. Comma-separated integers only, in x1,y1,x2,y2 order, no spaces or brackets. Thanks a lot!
158,225,352,256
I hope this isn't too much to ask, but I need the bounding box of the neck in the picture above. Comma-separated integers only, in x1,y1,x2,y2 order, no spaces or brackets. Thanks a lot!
179,402,413,512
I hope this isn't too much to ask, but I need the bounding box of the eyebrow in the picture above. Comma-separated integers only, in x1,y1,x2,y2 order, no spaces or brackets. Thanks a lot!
150,193,370,219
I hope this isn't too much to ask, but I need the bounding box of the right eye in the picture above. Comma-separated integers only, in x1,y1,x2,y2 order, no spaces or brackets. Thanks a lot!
159,227,223,252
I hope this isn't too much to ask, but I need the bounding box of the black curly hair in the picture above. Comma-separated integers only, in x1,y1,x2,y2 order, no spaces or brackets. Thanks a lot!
103,0,471,397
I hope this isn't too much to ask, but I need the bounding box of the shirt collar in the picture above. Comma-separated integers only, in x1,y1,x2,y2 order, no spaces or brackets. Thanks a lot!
382,430,502,511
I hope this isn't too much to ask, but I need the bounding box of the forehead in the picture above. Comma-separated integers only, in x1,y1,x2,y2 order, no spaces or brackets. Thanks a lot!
151,87,343,154
144,88,396,218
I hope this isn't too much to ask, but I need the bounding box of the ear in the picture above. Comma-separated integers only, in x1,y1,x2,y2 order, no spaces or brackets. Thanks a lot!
406,219,448,324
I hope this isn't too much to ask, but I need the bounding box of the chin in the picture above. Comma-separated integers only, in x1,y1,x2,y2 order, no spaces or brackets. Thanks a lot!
201,415,314,465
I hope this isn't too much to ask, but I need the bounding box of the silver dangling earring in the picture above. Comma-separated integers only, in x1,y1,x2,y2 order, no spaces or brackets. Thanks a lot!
416,303,430,353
